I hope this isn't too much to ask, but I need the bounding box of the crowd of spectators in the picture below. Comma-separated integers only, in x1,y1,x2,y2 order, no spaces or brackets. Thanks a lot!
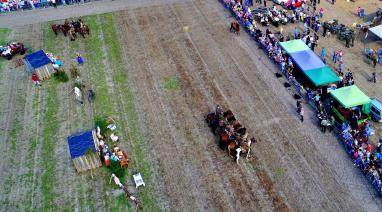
0,0,95,13
223,0,382,194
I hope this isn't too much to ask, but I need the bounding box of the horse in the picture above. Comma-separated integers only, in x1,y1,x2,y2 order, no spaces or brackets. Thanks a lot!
61,22,71,37
206,112,216,125
227,140,241,164
240,137,257,160
80,24,90,37
230,21,240,35
51,24,62,36
69,28,76,41
218,130,231,149
224,110,236,124
72,20,82,34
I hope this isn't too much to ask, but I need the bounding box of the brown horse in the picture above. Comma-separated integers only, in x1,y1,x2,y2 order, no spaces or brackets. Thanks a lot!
230,21,240,35
51,24,62,36
240,137,257,160
80,24,90,37
218,130,231,149
68,28,76,41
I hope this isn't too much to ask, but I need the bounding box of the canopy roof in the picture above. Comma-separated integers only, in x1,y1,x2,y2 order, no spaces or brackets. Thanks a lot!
289,50,326,71
24,50,51,69
303,66,340,87
369,24,382,40
330,85,371,108
67,130,96,159
279,39,310,54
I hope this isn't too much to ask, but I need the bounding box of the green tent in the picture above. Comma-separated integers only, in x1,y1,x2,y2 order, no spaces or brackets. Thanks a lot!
330,85,371,108
303,66,340,87
279,39,310,54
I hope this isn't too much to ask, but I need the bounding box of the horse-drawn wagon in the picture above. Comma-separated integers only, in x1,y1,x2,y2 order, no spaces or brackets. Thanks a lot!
206,105,256,163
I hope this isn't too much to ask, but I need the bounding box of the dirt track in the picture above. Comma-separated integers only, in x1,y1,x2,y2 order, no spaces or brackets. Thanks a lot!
1,0,382,211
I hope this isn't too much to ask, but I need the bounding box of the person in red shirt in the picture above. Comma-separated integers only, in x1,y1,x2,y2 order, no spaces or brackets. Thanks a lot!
31,74,41,86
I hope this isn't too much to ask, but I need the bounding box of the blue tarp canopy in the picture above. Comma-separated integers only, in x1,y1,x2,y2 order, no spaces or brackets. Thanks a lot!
24,50,51,70
289,50,326,71
67,130,96,159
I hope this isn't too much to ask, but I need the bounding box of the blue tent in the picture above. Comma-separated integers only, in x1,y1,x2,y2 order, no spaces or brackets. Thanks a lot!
23,50,54,80
67,130,96,159
24,50,51,71
67,130,101,172
289,50,326,71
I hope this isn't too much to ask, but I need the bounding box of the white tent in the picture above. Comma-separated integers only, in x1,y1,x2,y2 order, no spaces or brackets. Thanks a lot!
369,25,382,40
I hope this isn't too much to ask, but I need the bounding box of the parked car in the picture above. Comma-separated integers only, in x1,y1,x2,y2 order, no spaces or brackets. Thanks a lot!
370,98,382,122
0,42,26,60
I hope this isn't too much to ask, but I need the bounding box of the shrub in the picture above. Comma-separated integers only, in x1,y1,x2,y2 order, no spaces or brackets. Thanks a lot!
70,67,80,79
70,66,80,78
110,159,125,178
94,116,109,133
73,82,82,90
53,70,69,82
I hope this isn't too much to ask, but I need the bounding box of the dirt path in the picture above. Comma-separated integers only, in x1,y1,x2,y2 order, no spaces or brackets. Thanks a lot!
0,0,191,27
113,1,382,211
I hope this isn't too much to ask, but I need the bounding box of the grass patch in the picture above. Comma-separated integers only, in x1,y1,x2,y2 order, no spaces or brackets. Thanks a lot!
0,28,11,80
84,16,113,116
100,13,160,211
0,28,11,44
40,80,59,210
164,77,181,90
40,23,59,211
273,167,284,178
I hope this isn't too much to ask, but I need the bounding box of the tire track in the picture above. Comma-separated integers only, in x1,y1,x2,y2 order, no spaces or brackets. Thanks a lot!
123,9,205,211
145,6,249,211
162,4,275,211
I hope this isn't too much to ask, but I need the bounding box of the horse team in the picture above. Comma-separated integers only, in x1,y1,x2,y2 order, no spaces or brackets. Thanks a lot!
206,105,257,164
51,18,90,41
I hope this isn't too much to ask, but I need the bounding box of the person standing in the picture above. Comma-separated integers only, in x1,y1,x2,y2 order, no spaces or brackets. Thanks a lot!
263,0,266,7
294,26,299,39
345,36,350,48
321,117,328,133
322,23,327,37
319,8,324,18
372,69,377,83
31,74,41,86
76,52,84,65
297,99,302,113
52,0,57,8
300,107,304,122
339,59,344,73
321,47,326,60
333,50,337,63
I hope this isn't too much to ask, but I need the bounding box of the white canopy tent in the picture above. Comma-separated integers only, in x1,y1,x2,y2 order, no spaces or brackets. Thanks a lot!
369,25,382,41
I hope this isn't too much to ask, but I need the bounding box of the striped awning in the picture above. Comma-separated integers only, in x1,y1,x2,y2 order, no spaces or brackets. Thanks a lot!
72,153,102,172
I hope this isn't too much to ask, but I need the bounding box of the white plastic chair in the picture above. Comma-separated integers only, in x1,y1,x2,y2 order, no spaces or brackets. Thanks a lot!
133,172,145,188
